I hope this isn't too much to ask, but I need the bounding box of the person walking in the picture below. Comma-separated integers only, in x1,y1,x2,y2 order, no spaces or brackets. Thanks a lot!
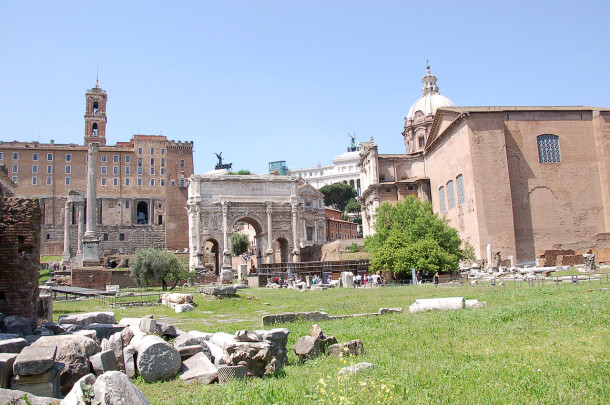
433,272,440,286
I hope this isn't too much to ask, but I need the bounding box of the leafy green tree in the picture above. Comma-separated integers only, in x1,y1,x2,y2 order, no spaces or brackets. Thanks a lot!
231,232,249,257
228,169,252,175
365,196,472,278
318,183,357,211
345,198,361,214
129,247,189,290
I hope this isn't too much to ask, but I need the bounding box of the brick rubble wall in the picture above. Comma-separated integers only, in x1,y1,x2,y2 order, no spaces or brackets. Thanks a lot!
0,198,41,325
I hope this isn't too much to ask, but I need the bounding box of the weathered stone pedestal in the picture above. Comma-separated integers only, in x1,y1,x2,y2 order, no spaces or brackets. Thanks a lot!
82,236,101,267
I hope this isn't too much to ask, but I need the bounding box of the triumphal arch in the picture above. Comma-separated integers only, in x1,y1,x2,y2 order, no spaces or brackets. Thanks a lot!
186,174,326,274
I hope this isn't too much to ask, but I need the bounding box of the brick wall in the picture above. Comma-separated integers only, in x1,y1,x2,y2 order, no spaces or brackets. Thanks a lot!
0,197,41,325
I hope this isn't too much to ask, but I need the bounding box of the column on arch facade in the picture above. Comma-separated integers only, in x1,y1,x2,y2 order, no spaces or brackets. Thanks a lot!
62,199,72,263
266,202,274,264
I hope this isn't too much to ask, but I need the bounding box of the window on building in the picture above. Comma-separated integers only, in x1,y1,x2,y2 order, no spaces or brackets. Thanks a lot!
180,179,185,187
137,178,142,186
119,233,125,241
65,177,70,185
12,164,17,173
160,167,165,175
408,185,414,191
439,186,446,213
418,137,425,148
150,158,155,165
113,166,118,175
12,152,20,160
93,101,99,115
125,178,130,186
150,148,155,154
113,178,118,186
103,234,108,241
0,152,3,160
113,155,119,163
537,134,561,163
32,176,37,185
125,166,130,175
138,147,142,154
160,179,165,186
101,178,106,186
47,153,53,161
32,165,38,173
12,176,17,183
125,200,130,208
32,153,37,161
158,215,163,225
46,165,52,174
456,174,465,205
161,158,165,167
150,178,155,186
46,177,52,185
101,166,107,175
447,180,455,209
101,154,107,162
161,149,165,155
180,159,184,167
138,158,142,166
66,154,71,162
125,155,131,163
137,167,143,175
65,165,71,174
92,123,98,136
150,167,155,175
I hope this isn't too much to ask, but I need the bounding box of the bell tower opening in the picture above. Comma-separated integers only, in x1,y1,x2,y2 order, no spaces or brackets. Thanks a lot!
84,82,108,146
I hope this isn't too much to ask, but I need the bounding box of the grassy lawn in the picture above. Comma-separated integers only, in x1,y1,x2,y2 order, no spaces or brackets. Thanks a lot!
41,255,62,263
53,283,610,404
39,268,51,284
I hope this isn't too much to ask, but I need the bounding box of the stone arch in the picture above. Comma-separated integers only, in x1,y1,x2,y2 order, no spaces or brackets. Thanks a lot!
136,201,148,224
203,237,220,275
275,237,290,263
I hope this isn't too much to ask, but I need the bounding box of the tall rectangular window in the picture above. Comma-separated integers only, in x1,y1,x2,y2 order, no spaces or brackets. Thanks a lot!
456,174,465,205
137,178,142,186
113,166,118,175
161,158,165,167
0,152,3,160
150,178,155,186
138,148,142,154
65,177,70,185
137,167,143,175
161,149,165,155
12,176,17,183
66,154,71,162
180,159,185,167
47,153,53,161
138,158,142,166
12,164,19,173
150,167,155,175
32,165,38,173
160,168,165,175
32,176,37,185
32,153,37,161
101,178,106,186
125,166,130,175
113,155,119,163
13,152,19,160
125,200,130,208
113,178,118,186
46,176,52,185
439,186,446,213
125,178,130,186
101,166,107,175
101,154,107,162
160,179,165,186
47,165,52,174
66,165,71,174
537,134,561,163
447,180,455,209
150,148,155,154
150,158,155,165
125,155,131,163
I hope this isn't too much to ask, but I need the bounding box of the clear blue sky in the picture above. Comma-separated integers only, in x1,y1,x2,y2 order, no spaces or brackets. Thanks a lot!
1,1,608,174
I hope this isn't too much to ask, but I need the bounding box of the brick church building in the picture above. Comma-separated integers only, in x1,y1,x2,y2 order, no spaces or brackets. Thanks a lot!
0,81,194,258
360,66,610,266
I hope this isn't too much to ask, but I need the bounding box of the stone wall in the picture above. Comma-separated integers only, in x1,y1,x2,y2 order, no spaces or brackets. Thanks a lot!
0,197,41,325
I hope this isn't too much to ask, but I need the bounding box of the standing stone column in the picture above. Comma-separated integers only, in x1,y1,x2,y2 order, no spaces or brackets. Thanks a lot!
291,200,300,263
62,200,72,264
314,220,319,244
82,142,100,266
77,202,84,255
220,201,233,283
266,202,274,264
187,204,200,271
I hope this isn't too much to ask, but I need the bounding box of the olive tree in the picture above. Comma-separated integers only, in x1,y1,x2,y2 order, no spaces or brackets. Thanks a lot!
129,247,189,290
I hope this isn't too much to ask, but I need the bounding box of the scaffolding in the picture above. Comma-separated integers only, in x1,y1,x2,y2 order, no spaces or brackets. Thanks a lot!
268,161,288,175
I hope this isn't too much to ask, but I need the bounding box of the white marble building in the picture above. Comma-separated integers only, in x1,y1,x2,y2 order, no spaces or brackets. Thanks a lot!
288,150,361,195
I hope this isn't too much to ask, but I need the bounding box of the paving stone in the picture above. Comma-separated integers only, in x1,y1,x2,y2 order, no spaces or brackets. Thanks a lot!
13,345,57,376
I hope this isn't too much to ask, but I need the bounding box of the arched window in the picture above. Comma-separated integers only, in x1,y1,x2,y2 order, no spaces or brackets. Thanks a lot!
456,174,465,205
446,180,455,209
93,101,99,115
136,201,148,224
439,186,446,213
92,123,98,136
537,134,561,163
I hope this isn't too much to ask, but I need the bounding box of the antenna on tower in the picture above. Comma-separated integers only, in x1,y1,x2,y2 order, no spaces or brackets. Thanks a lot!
96,63,99,88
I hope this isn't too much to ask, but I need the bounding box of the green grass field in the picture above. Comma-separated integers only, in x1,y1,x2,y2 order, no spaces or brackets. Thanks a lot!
53,283,610,404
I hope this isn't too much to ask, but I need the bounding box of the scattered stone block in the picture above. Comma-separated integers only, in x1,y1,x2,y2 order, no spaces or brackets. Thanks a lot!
30,335,101,396
89,350,118,375
179,352,218,385
224,341,274,377
177,345,204,360
200,286,237,297
0,387,59,405
206,341,226,367
0,353,18,388
58,312,116,328
92,371,150,404
379,308,403,315
293,325,335,362
107,332,124,371
338,362,374,375
59,373,95,405
217,365,246,384
235,330,263,342
341,271,355,288
187,331,212,341
465,299,487,309
0,338,28,354
40,323,66,336
88,324,125,341
327,339,365,357
209,332,237,349
1,316,33,337
139,318,157,334
409,297,466,313
121,327,134,346
117,318,141,327
134,335,181,383
10,362,62,399
72,330,97,340
123,345,136,379
175,304,194,313
155,321,178,338
13,345,56,376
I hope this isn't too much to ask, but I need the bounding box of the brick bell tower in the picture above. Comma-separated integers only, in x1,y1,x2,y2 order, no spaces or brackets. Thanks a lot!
84,78,108,146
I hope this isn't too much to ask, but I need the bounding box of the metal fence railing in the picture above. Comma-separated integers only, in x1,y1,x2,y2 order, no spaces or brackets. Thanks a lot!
95,288,162,307
384,273,610,288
